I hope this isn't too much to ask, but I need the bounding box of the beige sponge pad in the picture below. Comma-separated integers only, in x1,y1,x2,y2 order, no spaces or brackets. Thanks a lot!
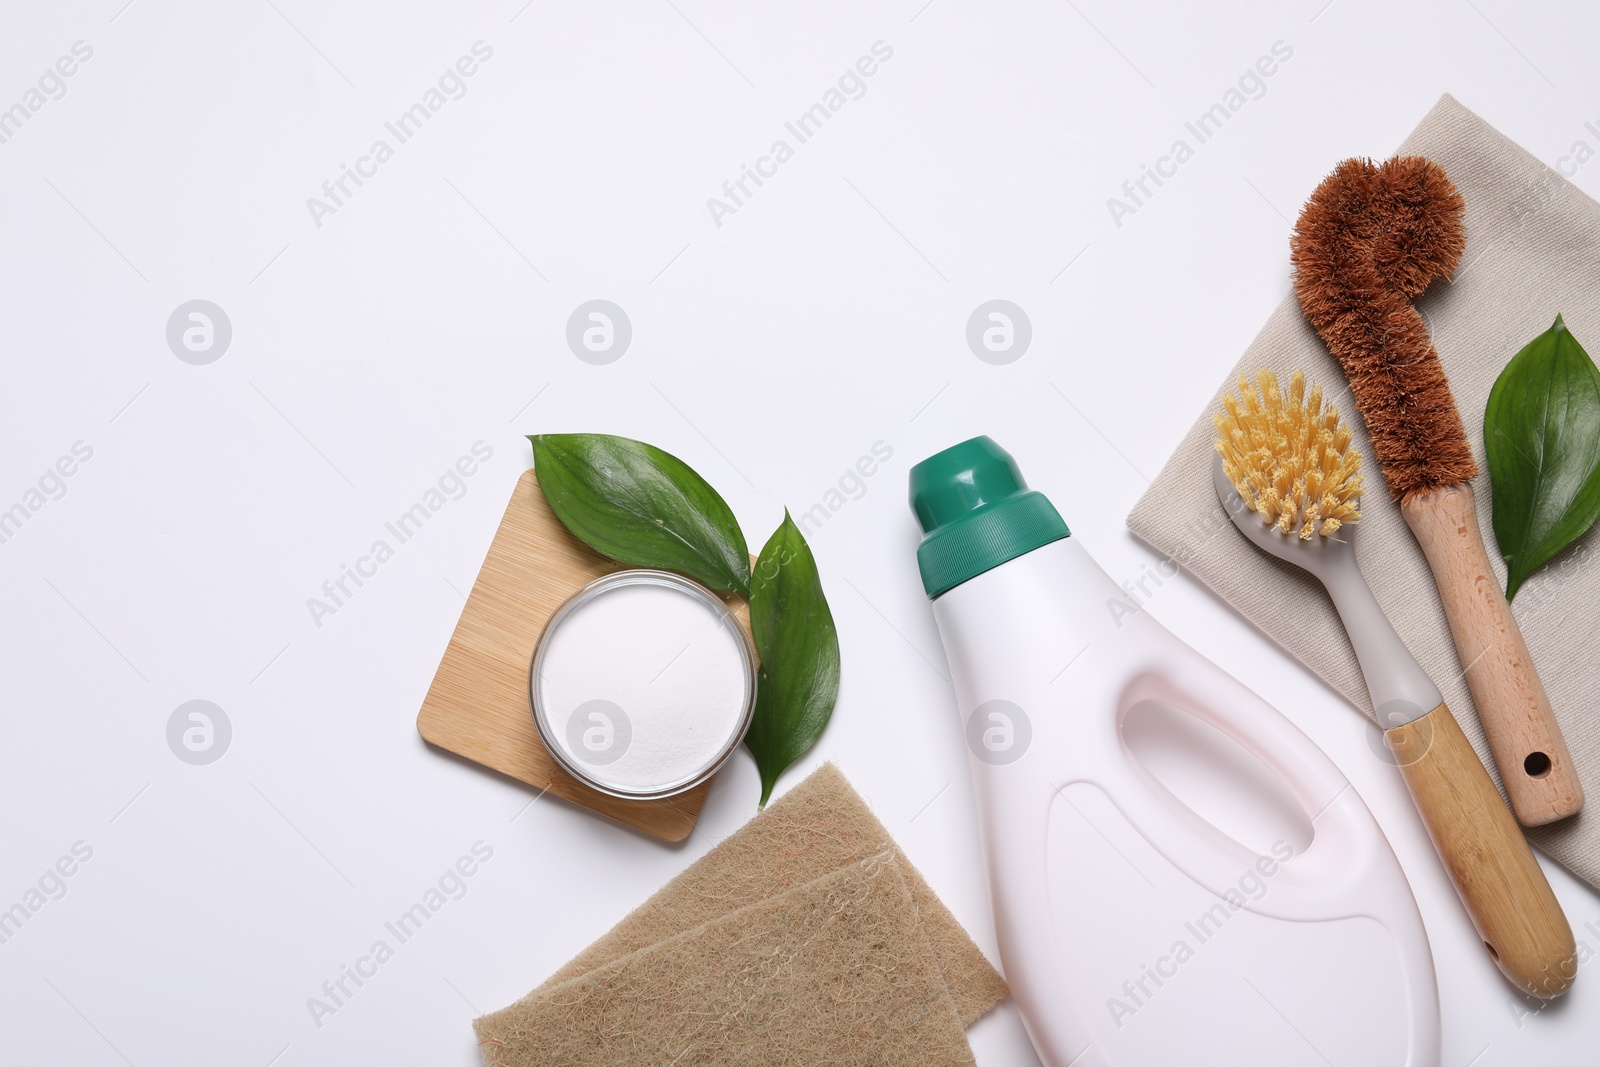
534,762,1006,1026
474,853,976,1067
472,764,1008,1064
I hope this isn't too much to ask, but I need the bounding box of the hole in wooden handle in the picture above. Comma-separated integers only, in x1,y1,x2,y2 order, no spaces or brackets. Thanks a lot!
1524,752,1552,779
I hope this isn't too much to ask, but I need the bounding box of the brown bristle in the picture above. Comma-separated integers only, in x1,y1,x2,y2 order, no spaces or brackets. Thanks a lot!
1290,156,1476,500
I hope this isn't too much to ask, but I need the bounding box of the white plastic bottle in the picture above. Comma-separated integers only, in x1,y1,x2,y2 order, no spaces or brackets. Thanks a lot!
910,437,1439,1067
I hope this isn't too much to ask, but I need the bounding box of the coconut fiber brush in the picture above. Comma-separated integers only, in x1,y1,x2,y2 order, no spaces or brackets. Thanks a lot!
1291,156,1583,826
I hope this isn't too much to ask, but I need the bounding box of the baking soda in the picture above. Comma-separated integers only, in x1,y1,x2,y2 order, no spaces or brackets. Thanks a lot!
535,578,751,795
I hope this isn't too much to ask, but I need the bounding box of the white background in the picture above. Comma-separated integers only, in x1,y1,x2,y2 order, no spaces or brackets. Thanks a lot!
2,1,1598,1064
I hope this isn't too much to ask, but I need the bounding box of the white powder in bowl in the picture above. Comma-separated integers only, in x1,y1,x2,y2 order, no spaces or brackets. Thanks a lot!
533,573,753,797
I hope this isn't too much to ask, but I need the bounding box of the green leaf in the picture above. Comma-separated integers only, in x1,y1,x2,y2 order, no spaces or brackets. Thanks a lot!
744,512,840,807
529,434,752,597
1485,315,1600,601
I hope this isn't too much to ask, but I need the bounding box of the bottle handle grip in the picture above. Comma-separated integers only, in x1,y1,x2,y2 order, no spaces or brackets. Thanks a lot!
1067,656,1439,1065
1092,658,1384,917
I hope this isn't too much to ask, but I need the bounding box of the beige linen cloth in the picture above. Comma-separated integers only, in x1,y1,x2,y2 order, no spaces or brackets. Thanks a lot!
1128,93,1600,889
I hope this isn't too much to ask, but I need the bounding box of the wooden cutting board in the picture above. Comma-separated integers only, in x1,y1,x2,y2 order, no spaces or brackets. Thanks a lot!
417,469,749,842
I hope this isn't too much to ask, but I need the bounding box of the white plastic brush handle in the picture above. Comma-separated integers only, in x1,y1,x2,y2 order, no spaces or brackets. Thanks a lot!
1318,547,1444,728
1210,454,1441,728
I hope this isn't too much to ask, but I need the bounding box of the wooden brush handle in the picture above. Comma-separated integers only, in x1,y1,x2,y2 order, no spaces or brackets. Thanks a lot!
1386,703,1575,996
1401,485,1583,826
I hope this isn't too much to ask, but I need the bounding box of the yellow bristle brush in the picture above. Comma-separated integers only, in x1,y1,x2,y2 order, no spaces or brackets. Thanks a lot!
1213,369,1575,998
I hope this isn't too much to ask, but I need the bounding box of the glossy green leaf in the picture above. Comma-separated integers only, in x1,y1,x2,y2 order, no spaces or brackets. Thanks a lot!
529,433,751,596
1485,315,1600,601
744,512,840,807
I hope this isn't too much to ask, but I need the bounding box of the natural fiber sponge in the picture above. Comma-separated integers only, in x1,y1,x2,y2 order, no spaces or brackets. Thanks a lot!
536,762,1006,1026
473,854,976,1067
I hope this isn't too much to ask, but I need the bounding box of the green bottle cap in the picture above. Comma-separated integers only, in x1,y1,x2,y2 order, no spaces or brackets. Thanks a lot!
908,436,1069,598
